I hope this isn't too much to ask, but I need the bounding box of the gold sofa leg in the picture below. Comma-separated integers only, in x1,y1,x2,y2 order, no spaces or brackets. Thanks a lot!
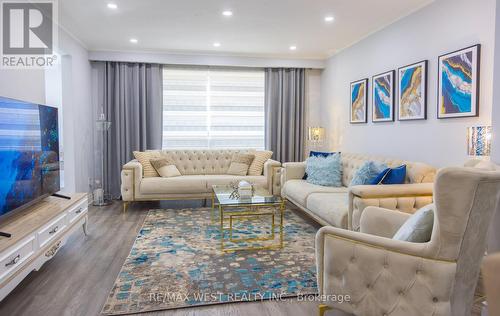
123,201,130,212
318,304,332,316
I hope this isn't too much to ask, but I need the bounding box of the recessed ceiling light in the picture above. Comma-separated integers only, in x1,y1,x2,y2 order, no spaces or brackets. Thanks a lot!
324,16,334,22
129,38,138,44
222,10,233,16
289,46,297,51
213,42,221,47
107,3,117,9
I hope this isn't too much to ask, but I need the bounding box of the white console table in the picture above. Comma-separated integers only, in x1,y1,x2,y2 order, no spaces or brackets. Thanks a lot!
0,193,88,301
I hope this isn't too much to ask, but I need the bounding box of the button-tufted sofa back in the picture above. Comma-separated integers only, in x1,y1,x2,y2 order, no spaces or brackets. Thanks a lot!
151,149,255,175
341,152,436,186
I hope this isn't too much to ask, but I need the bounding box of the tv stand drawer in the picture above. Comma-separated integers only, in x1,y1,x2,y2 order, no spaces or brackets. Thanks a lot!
67,200,87,224
37,214,67,248
0,237,35,284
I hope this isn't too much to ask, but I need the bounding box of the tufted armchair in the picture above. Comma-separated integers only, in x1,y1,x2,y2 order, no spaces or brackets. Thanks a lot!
316,166,500,316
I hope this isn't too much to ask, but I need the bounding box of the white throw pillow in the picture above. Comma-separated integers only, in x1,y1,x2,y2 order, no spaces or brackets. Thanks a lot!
393,205,434,242
150,158,181,178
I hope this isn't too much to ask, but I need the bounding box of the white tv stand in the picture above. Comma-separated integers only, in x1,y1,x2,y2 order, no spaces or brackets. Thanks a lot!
0,193,88,301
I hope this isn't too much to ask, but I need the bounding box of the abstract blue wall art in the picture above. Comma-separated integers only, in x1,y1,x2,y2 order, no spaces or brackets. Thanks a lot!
398,60,428,121
438,45,480,119
372,70,395,122
350,78,368,124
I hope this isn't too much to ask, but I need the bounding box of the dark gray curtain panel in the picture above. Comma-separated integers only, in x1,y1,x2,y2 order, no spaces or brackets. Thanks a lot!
265,68,306,163
95,61,163,198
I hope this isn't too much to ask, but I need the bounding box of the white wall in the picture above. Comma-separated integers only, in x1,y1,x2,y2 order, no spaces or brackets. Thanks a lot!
320,0,496,167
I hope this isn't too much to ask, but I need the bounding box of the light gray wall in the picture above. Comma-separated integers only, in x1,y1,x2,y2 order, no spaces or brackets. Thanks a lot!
488,0,500,252
304,69,323,157
0,69,46,104
57,30,94,194
319,0,496,167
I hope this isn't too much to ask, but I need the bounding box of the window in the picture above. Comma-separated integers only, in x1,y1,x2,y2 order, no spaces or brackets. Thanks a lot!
162,67,265,149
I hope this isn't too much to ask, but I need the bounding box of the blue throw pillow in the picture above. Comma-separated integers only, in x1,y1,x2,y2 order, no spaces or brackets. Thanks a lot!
370,165,407,185
305,153,342,187
309,151,336,157
350,161,388,186
303,151,340,179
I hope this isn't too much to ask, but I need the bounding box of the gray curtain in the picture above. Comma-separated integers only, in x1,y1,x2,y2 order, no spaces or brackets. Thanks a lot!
95,61,163,198
265,68,306,162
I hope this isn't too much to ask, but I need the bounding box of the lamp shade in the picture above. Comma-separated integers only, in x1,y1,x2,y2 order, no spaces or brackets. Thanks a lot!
467,126,492,156
308,127,325,142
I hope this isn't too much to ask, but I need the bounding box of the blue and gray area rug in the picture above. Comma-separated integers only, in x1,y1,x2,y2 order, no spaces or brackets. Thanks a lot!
102,208,319,315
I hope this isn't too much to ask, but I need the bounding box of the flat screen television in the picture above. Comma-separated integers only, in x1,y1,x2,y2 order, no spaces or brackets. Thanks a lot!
0,96,60,219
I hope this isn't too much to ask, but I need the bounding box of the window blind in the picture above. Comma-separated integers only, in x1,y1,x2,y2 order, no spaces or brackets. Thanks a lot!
162,67,265,150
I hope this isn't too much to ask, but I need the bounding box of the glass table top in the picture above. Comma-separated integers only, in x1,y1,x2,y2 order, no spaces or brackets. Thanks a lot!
212,185,283,206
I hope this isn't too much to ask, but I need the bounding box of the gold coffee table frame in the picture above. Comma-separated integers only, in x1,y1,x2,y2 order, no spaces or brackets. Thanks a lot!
211,185,285,252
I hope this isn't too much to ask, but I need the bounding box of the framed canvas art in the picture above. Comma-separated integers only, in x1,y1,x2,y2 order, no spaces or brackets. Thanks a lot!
437,44,480,119
398,60,428,121
372,70,395,122
350,78,368,124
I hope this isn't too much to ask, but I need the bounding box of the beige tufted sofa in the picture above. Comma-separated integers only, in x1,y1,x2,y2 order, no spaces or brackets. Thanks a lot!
121,149,281,210
316,164,500,316
280,153,436,229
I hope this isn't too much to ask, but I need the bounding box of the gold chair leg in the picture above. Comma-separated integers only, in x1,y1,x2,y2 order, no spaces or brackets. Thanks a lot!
123,201,130,212
318,304,332,316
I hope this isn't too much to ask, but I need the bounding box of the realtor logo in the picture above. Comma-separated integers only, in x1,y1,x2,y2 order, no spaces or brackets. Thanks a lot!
1,0,58,68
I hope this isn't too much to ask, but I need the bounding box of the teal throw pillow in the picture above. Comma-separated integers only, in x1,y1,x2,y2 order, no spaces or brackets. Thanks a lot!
350,161,388,186
305,153,342,187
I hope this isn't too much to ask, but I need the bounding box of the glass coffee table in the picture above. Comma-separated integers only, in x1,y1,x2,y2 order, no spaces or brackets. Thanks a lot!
211,185,285,252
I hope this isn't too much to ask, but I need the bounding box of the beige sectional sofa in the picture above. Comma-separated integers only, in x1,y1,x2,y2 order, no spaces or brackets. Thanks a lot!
121,149,281,210
280,153,436,230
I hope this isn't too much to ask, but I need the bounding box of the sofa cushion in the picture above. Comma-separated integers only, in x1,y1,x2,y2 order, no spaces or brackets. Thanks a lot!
227,153,255,175
248,150,273,176
306,193,348,228
150,158,181,177
133,151,161,177
350,161,387,186
370,165,407,185
393,204,434,242
204,175,267,189
282,179,348,206
140,175,208,194
305,154,342,187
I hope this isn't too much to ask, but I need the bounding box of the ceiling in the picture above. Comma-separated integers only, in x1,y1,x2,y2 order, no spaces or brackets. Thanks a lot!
59,0,434,59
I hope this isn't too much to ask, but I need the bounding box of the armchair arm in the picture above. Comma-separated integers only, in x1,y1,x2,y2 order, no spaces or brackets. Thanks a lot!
359,206,411,238
315,226,455,315
263,159,281,195
280,161,306,183
121,160,142,201
348,183,434,231
349,183,434,198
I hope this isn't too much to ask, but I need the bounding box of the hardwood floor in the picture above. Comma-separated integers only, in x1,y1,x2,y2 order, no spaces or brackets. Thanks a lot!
0,200,321,316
